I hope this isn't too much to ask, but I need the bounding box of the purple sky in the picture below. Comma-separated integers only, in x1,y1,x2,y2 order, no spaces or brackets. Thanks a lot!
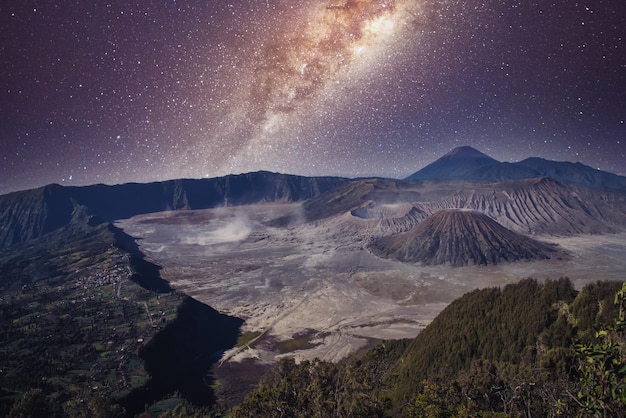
1,0,625,194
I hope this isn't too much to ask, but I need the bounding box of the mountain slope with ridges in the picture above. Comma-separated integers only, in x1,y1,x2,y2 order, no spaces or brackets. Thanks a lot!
0,184,78,250
321,177,626,239
0,172,349,250
415,177,626,235
369,209,561,266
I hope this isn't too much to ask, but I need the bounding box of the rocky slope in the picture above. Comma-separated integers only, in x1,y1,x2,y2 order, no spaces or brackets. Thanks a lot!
0,172,348,250
369,209,561,266
413,177,626,235
303,177,626,239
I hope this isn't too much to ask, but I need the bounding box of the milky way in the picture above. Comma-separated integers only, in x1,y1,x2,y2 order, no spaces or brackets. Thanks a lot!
1,0,625,194
226,0,423,170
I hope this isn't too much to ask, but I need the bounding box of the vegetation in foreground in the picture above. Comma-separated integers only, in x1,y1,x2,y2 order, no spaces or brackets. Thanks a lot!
232,278,626,418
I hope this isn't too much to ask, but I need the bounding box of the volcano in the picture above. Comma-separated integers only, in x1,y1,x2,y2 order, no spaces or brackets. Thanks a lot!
405,146,499,180
369,209,561,266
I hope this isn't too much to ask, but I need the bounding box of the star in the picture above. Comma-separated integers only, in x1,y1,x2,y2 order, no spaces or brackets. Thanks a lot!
0,0,624,194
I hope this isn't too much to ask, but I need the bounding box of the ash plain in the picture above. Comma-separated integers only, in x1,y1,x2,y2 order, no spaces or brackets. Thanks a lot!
116,203,626,365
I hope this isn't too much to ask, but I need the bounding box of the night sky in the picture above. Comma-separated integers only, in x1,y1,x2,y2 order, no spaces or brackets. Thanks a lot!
1,1,625,194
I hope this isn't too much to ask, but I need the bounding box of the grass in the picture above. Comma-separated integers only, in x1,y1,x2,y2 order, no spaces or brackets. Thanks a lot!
235,331,262,348
275,336,318,353
92,342,106,351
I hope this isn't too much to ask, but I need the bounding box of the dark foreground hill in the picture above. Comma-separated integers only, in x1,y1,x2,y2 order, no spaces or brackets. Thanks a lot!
369,209,562,266
0,215,243,417
233,278,626,418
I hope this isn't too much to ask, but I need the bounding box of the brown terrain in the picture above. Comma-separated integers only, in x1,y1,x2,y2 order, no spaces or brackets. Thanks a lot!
370,209,563,266
116,176,626,366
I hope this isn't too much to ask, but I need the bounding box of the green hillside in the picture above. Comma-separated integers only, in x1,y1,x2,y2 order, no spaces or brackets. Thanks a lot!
233,278,626,418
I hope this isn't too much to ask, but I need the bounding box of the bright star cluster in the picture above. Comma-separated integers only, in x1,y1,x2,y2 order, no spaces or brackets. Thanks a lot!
1,0,625,194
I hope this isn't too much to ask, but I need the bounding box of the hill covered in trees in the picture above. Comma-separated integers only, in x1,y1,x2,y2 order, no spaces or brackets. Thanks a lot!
233,278,626,418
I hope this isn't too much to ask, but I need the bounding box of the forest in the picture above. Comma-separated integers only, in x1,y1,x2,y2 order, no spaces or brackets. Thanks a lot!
231,278,626,418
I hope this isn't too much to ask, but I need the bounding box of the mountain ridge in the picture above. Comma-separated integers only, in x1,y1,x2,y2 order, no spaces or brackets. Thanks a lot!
275,175,626,236
0,172,349,250
406,146,626,190
3,148,626,252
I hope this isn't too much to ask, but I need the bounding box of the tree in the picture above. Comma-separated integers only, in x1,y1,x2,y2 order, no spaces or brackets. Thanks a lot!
8,388,53,418
574,282,626,417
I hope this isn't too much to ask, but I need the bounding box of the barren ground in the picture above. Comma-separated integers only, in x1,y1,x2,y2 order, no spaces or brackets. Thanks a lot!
116,203,626,364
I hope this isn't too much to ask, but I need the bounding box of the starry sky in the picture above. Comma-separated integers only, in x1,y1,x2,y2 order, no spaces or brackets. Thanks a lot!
1,0,625,194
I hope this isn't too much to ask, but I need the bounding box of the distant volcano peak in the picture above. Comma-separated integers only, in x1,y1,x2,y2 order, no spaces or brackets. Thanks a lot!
406,146,499,180
406,146,626,189
442,146,498,161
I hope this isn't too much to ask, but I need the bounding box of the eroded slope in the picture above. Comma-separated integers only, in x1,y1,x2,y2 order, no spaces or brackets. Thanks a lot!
370,209,562,266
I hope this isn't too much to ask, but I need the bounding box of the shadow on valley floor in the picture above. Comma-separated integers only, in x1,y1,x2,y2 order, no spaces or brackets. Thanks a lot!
112,222,245,416
121,297,244,416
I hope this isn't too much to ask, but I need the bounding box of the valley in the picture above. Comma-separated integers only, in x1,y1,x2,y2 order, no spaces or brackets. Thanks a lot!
2,149,626,415
116,201,626,366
